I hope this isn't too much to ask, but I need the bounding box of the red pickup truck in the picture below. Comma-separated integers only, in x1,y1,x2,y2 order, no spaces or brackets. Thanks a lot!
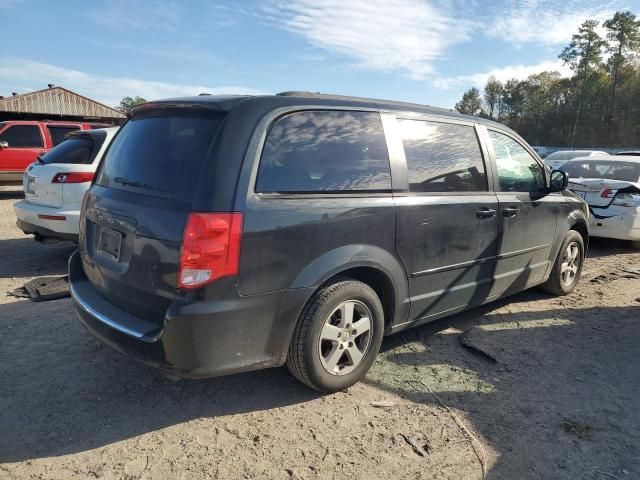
0,120,107,184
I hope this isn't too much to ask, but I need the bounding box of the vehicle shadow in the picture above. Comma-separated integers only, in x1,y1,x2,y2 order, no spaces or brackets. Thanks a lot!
368,301,640,479
587,237,638,258
0,237,75,279
0,298,320,463
0,187,23,200
2,293,639,480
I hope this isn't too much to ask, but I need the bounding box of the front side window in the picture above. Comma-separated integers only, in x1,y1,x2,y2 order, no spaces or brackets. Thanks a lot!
397,119,487,192
48,126,80,146
0,125,43,148
489,130,545,192
256,110,391,193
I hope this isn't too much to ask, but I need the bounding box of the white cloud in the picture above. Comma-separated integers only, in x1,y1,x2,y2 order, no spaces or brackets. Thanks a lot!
434,60,574,89
487,0,621,46
89,0,184,32
264,0,473,79
0,58,267,107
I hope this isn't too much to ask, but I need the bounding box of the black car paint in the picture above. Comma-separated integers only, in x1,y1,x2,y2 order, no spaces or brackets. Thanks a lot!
70,93,589,378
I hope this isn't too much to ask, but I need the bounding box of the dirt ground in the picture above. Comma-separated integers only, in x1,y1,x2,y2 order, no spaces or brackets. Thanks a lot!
1,185,639,480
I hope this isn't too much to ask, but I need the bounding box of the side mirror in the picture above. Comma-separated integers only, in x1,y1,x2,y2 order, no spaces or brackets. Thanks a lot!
549,170,568,192
0,141,8,149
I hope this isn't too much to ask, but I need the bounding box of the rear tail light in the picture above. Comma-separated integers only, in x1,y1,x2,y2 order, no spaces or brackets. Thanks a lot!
612,193,640,207
178,212,243,290
51,172,94,183
600,189,616,198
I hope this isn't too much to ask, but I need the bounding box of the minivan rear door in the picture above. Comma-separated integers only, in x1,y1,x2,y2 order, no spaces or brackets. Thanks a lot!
392,116,500,323
80,109,226,326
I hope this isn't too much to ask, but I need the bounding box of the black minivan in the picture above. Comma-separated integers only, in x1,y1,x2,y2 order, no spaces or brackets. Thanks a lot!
69,92,589,392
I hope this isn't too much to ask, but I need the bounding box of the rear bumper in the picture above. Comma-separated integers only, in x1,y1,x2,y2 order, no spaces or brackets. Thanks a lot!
14,199,80,239
589,207,640,241
69,250,311,378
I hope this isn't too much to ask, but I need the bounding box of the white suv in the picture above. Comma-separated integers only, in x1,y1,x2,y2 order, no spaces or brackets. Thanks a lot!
14,127,118,242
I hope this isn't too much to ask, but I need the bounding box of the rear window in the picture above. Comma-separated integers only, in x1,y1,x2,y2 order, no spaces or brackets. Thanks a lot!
40,137,97,165
256,110,391,193
562,160,640,182
96,111,224,202
48,126,80,146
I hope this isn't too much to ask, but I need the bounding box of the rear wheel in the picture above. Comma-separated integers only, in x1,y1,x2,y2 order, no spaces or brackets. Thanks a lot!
541,230,585,296
286,280,384,392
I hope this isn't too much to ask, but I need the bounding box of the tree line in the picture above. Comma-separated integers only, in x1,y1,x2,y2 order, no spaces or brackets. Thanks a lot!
454,11,640,148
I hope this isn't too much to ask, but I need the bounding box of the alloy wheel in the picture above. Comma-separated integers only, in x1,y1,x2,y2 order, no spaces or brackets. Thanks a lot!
560,241,580,287
318,300,373,376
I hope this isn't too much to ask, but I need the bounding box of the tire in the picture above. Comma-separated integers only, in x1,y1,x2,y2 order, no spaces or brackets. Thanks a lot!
541,230,585,296
286,279,384,392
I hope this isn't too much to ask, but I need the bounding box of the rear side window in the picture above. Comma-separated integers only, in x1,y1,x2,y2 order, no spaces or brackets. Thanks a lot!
0,125,43,148
397,119,487,192
40,137,97,165
256,110,391,193
97,111,224,202
48,126,80,146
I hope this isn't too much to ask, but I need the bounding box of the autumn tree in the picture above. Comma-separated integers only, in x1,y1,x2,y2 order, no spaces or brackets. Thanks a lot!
604,11,640,141
454,87,482,116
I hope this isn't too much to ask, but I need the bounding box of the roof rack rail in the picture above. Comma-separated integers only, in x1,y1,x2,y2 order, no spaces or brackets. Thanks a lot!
276,91,321,97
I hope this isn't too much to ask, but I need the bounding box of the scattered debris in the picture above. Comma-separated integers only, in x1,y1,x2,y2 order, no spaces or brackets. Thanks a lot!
594,470,621,480
414,379,487,480
459,328,499,363
8,275,70,301
400,433,428,457
371,400,396,408
590,268,640,284
561,418,594,440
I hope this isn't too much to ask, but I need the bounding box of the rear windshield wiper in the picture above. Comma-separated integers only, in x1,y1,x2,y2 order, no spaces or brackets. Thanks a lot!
114,176,172,195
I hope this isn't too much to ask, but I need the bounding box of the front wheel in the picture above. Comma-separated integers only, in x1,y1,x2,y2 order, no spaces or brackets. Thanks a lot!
286,280,384,392
541,230,585,296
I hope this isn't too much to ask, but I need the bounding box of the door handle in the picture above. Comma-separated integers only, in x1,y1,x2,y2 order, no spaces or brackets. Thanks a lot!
503,207,521,217
476,208,497,219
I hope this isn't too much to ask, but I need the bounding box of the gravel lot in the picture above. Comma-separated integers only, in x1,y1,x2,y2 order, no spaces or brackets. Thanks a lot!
1,185,639,480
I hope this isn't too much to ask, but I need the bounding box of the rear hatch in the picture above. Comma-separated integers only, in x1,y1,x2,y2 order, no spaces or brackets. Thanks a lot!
80,108,226,325
24,134,99,208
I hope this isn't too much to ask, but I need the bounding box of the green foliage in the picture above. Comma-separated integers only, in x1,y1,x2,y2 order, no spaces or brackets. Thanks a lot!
454,87,482,116
118,96,147,113
455,11,640,147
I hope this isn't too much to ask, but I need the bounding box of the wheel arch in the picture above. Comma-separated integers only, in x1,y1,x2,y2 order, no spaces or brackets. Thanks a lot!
289,245,410,333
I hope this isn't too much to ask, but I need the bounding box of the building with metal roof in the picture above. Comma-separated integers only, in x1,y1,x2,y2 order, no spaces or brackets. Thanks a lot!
0,85,125,124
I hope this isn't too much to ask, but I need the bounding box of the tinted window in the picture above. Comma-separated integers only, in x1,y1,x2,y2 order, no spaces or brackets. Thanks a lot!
398,119,487,192
489,130,545,192
97,111,224,202
256,111,391,193
48,126,80,146
0,125,43,148
40,137,97,165
561,160,640,182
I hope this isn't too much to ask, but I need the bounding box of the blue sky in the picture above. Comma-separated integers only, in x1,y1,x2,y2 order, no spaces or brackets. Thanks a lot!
1,0,637,108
